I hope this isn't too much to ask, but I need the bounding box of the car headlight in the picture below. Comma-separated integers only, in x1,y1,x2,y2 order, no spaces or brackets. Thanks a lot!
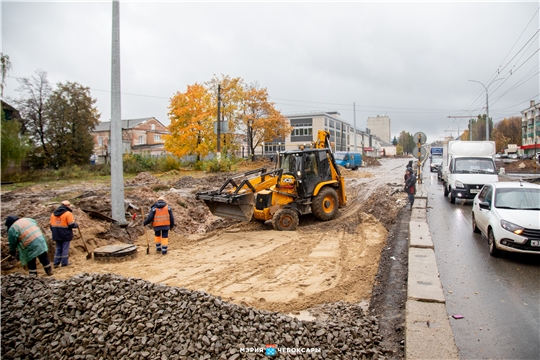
500,220,524,235
455,180,465,189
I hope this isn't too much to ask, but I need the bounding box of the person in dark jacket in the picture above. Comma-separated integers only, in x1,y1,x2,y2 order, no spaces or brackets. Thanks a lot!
404,167,417,210
50,200,78,267
144,196,175,255
6,215,53,276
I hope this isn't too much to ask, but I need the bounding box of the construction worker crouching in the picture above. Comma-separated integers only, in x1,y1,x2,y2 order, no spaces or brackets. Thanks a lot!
50,200,79,267
6,215,53,276
144,196,175,255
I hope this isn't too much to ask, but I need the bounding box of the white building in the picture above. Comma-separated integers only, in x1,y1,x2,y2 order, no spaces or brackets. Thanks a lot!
367,115,391,143
259,111,391,158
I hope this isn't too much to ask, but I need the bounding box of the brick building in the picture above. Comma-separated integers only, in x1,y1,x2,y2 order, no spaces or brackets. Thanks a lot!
91,117,170,163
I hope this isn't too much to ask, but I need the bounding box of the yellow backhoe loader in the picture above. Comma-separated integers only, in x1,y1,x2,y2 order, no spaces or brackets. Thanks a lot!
195,130,346,231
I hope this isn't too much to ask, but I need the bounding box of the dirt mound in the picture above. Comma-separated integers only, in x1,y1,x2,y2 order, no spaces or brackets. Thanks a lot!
500,159,539,172
363,156,382,167
125,171,162,186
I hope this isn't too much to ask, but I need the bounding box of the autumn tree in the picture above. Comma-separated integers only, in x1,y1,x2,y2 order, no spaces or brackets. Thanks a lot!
492,116,522,152
167,75,292,162
45,82,100,168
240,84,292,160
205,75,245,154
166,83,214,161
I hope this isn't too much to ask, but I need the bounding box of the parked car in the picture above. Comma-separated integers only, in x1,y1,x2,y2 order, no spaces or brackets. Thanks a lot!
509,153,519,159
472,181,540,257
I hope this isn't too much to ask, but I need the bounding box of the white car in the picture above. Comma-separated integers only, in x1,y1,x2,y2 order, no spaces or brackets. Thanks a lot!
471,181,540,257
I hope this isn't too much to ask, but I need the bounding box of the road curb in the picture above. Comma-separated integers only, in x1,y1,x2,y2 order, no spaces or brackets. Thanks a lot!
405,181,459,359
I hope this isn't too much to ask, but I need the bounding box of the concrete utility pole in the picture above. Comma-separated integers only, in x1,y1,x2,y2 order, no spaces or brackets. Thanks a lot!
110,0,126,224
468,78,504,141
216,84,221,161
353,102,357,151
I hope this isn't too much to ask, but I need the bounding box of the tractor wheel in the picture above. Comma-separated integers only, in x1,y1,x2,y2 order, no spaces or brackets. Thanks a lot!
311,187,339,221
272,208,299,231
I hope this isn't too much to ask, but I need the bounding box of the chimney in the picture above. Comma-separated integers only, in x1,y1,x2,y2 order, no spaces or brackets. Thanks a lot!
531,100,535,107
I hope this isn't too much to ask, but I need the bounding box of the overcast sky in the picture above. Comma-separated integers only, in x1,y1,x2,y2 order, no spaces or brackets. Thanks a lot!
2,1,539,144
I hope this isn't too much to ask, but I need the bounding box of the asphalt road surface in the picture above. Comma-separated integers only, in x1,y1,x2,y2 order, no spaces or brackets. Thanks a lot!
423,162,540,360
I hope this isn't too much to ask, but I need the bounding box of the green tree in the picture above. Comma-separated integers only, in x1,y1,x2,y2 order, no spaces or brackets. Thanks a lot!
392,136,398,146
1,108,31,172
45,81,100,167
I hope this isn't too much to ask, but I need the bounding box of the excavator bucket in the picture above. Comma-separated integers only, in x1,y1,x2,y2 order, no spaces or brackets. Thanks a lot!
196,191,255,222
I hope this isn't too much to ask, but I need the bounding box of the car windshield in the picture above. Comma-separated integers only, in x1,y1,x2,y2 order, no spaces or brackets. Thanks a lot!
432,156,443,164
454,158,495,174
334,153,348,160
495,188,540,210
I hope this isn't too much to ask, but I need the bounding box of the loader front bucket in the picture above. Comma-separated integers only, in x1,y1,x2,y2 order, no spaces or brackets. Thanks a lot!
197,192,255,222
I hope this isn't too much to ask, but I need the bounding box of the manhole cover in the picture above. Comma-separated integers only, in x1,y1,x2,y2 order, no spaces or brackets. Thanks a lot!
93,244,137,262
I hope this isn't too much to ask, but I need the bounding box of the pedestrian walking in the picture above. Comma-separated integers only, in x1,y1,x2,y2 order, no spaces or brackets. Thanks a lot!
6,215,53,276
144,196,175,255
404,167,417,210
50,200,78,267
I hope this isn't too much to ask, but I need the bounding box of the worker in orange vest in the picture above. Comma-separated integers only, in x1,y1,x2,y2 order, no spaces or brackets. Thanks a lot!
50,200,79,267
144,196,175,255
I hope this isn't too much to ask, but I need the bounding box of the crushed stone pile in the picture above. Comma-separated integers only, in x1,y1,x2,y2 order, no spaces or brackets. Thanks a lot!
1,273,389,360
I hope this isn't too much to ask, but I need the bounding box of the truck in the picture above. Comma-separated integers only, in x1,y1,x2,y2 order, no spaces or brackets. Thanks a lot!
430,146,443,158
442,141,498,204
334,151,362,170
196,130,346,231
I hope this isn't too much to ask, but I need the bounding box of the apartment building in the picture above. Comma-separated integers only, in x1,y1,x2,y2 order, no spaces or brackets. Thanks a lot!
521,100,540,156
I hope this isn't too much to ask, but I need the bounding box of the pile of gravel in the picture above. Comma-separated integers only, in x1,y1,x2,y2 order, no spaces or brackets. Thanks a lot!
1,273,388,359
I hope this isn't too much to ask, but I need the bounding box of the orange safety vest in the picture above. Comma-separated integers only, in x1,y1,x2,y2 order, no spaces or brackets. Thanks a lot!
50,211,74,229
152,207,170,227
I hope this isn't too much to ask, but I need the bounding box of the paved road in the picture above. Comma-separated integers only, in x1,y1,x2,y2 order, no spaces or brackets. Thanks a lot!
423,163,540,360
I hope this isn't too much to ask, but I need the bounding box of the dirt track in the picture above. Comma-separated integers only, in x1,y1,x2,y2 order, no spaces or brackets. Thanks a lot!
1,158,409,316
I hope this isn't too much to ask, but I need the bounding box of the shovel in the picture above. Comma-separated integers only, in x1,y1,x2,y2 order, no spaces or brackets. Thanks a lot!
78,228,92,260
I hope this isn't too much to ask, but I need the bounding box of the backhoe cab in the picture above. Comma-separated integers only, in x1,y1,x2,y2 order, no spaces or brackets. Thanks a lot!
195,130,347,231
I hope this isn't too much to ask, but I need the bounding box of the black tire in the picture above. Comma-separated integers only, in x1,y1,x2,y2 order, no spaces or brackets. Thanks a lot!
443,184,449,197
450,191,456,204
311,187,339,221
272,208,299,231
472,213,480,233
488,229,501,257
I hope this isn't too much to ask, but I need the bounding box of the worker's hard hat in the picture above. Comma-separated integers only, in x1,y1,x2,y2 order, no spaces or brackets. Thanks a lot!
62,200,71,207
157,196,165,201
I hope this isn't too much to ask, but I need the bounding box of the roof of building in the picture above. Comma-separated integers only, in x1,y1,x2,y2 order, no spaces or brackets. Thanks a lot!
93,117,164,132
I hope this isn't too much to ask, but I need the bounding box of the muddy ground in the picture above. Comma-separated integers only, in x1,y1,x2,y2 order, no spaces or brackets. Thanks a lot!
1,156,411,358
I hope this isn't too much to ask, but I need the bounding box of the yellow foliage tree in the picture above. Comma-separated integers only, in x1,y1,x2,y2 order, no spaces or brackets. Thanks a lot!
240,84,292,159
206,75,245,154
492,116,522,153
165,83,213,161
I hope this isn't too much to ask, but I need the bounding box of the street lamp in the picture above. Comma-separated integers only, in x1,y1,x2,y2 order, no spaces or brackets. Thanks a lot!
468,78,504,141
